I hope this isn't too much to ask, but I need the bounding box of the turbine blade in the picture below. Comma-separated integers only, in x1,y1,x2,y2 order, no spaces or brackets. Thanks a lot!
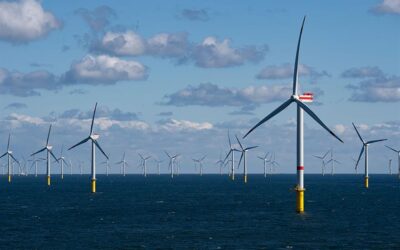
46,125,52,145
237,152,244,169
68,136,90,151
367,139,387,144
90,102,98,135
352,123,365,144
0,152,7,158
228,130,232,148
164,151,171,158
223,149,232,163
93,140,109,160
245,146,258,150
258,156,264,160
385,145,400,153
50,151,59,163
200,155,206,161
31,147,46,156
7,134,10,151
355,146,364,167
334,160,341,164
138,153,144,160
235,135,244,150
322,150,330,159
243,98,293,138
292,16,306,96
294,99,343,143
10,154,19,164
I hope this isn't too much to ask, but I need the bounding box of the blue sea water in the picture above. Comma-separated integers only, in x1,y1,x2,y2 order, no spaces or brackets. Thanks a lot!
0,174,399,249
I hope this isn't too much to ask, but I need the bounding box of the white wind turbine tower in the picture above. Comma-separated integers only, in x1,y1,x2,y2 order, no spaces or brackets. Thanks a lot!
69,160,73,175
31,125,59,186
101,160,110,176
57,146,70,179
326,150,340,175
116,152,128,176
257,152,270,178
0,134,20,183
353,122,387,188
28,157,44,177
192,155,206,176
138,153,151,177
165,151,179,178
243,16,343,213
224,131,241,181
236,135,258,183
313,150,330,176
154,159,163,175
385,145,400,179
388,159,392,175
68,103,109,193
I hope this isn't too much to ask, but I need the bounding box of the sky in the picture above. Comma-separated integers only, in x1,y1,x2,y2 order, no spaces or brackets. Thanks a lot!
0,0,399,175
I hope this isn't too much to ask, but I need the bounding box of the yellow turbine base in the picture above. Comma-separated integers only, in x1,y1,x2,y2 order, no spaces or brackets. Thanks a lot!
244,175,247,183
8,175,11,183
232,174,235,181
365,176,369,188
296,188,305,213
47,176,51,186
91,179,96,193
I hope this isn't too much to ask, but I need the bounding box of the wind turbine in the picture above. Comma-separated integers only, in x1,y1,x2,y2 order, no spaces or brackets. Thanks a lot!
224,131,240,181
165,151,179,178
236,135,258,183
68,103,109,193
0,134,20,183
28,157,45,177
192,155,206,176
154,159,163,175
385,145,400,179
313,150,330,176
269,153,280,173
215,152,225,175
57,146,69,179
257,152,270,178
326,150,340,175
243,17,343,213
31,125,59,186
101,160,110,176
353,122,387,188
116,152,128,176
138,153,151,177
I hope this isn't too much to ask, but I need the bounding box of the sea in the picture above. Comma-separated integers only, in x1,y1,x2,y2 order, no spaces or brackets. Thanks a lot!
0,174,399,249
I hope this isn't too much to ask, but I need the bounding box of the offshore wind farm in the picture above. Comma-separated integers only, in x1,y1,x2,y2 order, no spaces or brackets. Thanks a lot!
0,0,399,249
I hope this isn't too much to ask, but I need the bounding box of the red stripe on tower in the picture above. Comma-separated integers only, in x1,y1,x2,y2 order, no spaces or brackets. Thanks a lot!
297,166,304,170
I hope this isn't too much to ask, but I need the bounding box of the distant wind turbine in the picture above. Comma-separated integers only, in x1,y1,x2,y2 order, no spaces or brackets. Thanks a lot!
138,153,151,177
192,155,206,176
257,152,270,178
68,103,109,193
116,152,128,176
57,146,69,179
353,122,387,188
31,125,59,186
101,160,110,176
154,159,163,175
243,17,343,213
326,150,340,175
28,157,45,177
224,131,240,181
385,145,400,179
0,134,19,183
313,150,330,176
165,151,179,178
236,135,258,183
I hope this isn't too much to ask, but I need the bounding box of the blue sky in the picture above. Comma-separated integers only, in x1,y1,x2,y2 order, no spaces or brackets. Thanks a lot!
0,0,399,174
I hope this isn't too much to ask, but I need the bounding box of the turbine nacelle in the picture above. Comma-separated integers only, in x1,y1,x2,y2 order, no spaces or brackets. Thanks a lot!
90,134,100,140
7,150,12,154
46,145,53,150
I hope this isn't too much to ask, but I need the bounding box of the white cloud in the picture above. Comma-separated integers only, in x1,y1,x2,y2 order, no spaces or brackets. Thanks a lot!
256,63,329,83
371,0,400,14
193,36,266,68
160,119,213,131
63,54,148,84
0,0,61,43
162,83,291,107
99,31,146,56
